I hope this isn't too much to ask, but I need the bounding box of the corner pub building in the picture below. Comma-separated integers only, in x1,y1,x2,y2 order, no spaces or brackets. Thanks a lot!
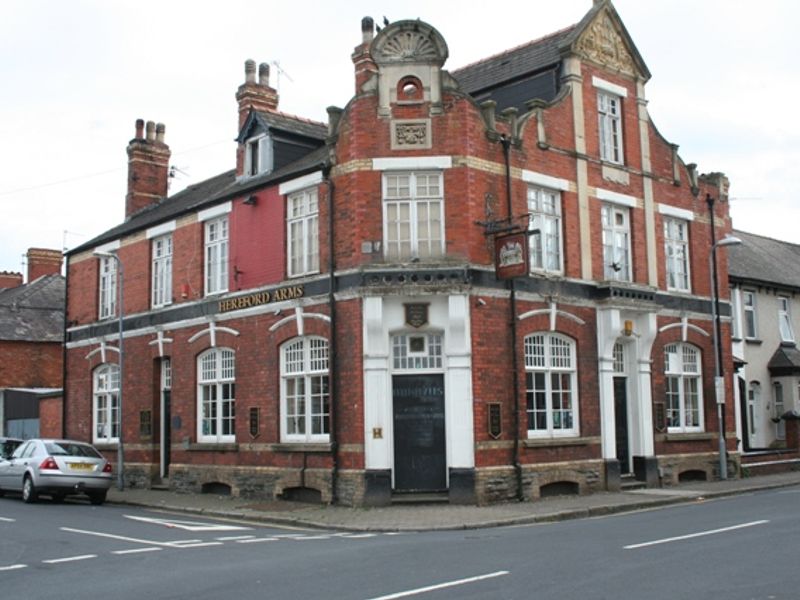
64,1,739,506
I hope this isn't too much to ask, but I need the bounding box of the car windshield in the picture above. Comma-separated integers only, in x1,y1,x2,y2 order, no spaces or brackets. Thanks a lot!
46,442,102,459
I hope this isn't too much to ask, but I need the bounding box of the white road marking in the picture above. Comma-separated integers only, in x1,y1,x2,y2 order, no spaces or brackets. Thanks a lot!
342,533,377,539
624,520,770,549
0,564,27,571
43,554,97,564
215,535,255,541
124,515,251,532
112,547,163,555
365,571,510,600
171,542,224,548
0,517,15,522
291,535,330,541
237,537,279,544
62,527,195,548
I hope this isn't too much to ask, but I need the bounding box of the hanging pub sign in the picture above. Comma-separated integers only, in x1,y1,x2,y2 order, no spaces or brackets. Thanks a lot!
405,303,429,328
488,403,502,439
494,231,529,279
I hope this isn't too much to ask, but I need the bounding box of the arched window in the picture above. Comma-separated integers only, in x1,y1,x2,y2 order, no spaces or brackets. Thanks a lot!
524,333,578,437
664,343,703,433
197,348,236,443
93,363,120,444
280,337,330,443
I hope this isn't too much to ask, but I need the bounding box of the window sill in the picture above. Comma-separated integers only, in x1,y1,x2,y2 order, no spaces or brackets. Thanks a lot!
664,432,713,442
186,443,239,452
524,436,593,448
272,443,333,453
744,338,763,346
93,442,119,450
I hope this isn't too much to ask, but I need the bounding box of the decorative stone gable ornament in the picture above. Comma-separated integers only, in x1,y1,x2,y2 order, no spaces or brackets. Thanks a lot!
576,12,636,76
371,20,448,67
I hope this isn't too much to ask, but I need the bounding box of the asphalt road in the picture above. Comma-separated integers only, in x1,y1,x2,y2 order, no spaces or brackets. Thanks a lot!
1,487,798,599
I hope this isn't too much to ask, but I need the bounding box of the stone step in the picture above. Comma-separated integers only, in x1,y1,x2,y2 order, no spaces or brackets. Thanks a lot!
391,492,449,505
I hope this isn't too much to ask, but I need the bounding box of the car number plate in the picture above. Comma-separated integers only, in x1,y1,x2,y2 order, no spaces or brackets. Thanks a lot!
68,462,94,471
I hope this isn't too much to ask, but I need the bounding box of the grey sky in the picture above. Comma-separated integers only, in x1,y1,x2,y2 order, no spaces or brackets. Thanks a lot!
1,0,797,276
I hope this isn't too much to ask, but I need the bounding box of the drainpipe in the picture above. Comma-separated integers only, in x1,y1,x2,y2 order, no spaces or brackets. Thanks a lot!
324,166,339,504
500,134,524,502
61,258,69,439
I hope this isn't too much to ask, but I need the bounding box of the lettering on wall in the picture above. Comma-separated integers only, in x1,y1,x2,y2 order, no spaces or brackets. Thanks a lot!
218,285,305,313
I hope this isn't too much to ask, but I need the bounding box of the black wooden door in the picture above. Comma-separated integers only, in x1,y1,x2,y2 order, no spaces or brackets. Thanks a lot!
162,390,171,478
393,374,446,492
614,377,630,475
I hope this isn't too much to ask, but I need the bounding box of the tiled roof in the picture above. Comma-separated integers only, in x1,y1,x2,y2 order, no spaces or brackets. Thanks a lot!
451,26,576,95
727,230,800,291
0,273,65,342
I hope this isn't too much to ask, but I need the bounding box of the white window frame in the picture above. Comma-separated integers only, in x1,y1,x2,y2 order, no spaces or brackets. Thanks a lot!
287,187,319,278
524,333,579,438
98,256,117,319
664,217,691,292
601,203,632,281
664,343,704,433
598,91,624,164
204,216,229,296
743,290,758,339
197,348,236,443
778,296,794,343
244,133,272,177
382,171,444,261
151,234,173,308
93,363,120,444
280,337,330,443
528,186,563,274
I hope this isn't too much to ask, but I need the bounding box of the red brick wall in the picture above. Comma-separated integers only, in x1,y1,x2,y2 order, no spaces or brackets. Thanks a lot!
0,341,61,388
39,395,63,438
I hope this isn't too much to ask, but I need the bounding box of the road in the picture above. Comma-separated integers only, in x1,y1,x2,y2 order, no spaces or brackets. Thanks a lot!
1,487,798,599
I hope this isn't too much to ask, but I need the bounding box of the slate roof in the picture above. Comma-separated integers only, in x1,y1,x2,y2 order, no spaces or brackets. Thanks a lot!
727,230,800,291
238,110,328,144
451,26,576,96
0,274,65,343
767,343,800,376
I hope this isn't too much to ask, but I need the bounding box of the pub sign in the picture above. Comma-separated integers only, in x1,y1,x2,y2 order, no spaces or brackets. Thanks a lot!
494,232,529,279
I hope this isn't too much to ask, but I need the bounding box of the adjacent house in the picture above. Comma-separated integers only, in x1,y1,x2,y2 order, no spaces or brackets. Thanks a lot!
63,1,738,505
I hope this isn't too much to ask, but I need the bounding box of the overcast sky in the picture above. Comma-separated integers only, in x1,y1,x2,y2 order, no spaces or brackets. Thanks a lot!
1,0,797,277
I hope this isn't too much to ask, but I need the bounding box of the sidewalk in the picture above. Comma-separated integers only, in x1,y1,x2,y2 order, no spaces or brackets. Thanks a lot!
106,471,800,532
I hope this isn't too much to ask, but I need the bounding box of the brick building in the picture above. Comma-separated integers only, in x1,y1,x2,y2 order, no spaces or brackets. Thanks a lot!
0,248,64,438
64,1,738,505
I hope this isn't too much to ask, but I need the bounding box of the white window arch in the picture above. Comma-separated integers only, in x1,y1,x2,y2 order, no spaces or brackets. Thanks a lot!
280,337,330,443
664,343,703,433
524,333,579,437
197,348,236,443
93,363,120,444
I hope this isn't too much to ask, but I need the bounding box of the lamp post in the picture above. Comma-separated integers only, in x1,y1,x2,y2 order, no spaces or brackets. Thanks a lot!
709,234,742,481
94,250,125,491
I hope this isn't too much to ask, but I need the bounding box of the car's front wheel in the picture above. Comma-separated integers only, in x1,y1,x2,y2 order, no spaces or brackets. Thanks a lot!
22,476,37,504
88,491,106,506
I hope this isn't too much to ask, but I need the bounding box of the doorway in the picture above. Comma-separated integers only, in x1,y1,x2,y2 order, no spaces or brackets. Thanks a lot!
160,358,171,480
614,376,630,475
392,374,446,492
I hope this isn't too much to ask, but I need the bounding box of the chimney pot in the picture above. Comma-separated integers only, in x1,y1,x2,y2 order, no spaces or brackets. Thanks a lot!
258,62,270,87
156,122,166,143
145,120,156,142
135,118,145,139
245,59,257,83
361,16,375,44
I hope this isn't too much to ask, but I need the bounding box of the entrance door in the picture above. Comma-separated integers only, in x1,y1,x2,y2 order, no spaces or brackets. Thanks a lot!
613,376,630,475
160,358,172,479
392,374,446,492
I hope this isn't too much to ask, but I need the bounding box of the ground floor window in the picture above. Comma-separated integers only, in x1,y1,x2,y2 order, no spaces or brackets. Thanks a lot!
525,333,578,437
664,343,703,432
197,348,235,443
281,337,330,443
93,363,120,443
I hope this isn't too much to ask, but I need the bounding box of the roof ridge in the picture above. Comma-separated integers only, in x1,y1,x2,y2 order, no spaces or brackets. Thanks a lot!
259,109,326,129
733,228,800,249
451,23,577,74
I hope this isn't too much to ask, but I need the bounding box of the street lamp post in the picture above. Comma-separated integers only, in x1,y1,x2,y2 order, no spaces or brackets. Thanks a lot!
94,250,125,491
708,234,742,481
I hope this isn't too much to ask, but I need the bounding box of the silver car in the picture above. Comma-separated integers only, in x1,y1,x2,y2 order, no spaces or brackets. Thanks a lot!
0,439,113,505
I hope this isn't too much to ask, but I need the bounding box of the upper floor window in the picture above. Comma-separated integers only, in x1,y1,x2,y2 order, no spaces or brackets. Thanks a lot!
93,363,120,444
151,234,173,308
525,333,578,437
528,186,562,274
601,203,631,282
204,216,229,296
664,217,690,291
383,172,444,261
197,348,236,443
778,296,794,342
98,256,117,319
743,291,758,339
598,91,623,164
280,337,330,443
245,134,272,177
664,343,703,433
287,188,319,277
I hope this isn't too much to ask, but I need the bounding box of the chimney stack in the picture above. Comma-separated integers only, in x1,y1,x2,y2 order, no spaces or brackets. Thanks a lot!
236,59,279,130
125,118,171,219
0,271,23,289
26,248,63,282
352,17,378,93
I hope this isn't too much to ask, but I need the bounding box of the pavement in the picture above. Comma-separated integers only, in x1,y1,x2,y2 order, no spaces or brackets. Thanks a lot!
106,471,800,532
